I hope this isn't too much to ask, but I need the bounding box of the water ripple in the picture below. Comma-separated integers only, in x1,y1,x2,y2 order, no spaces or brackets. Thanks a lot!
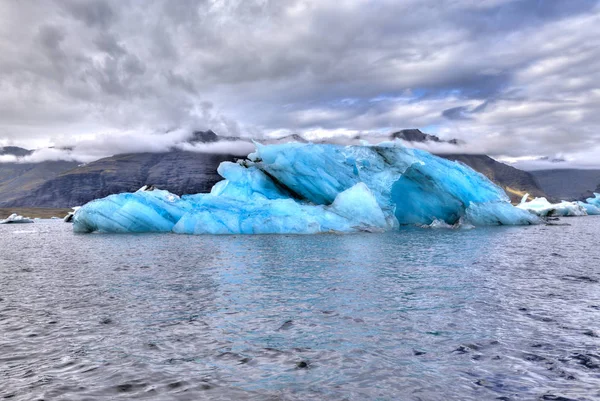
1,218,599,400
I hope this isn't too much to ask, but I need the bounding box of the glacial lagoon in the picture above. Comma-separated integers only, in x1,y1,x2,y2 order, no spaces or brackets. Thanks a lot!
1,218,600,400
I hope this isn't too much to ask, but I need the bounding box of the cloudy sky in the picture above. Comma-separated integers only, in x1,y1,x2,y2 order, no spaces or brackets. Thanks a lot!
0,0,599,169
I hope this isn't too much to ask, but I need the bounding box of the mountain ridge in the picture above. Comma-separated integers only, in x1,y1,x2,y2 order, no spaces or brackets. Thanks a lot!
531,169,600,201
0,146,33,157
0,130,548,207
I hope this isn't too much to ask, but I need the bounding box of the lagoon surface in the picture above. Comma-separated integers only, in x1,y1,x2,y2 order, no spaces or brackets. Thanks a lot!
1,218,600,400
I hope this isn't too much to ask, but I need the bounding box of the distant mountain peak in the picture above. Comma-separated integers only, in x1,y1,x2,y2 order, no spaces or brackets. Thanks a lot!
275,134,308,143
190,130,219,143
0,146,32,157
189,130,242,144
390,129,461,145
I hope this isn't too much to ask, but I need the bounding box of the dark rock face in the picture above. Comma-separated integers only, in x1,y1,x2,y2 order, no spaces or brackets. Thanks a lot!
439,154,547,202
190,130,242,143
531,169,600,201
0,130,549,207
391,129,441,142
190,130,219,143
277,134,308,143
2,151,236,208
0,161,80,206
390,129,461,145
0,146,33,157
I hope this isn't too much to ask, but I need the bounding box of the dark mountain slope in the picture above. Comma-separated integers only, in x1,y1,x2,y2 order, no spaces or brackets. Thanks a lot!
0,160,80,206
4,149,547,207
0,146,33,157
391,129,461,145
0,130,550,207
4,151,236,208
530,169,600,201
1,146,77,204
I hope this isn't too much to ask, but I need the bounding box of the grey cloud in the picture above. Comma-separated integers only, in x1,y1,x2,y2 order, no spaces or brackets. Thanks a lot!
93,33,126,57
443,101,491,120
443,107,473,121
38,24,65,51
0,0,599,168
63,0,115,28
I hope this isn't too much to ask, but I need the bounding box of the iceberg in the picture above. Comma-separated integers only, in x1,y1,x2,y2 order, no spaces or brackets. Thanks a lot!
578,193,600,215
578,201,600,216
73,143,541,234
73,189,192,233
517,194,600,217
586,193,600,208
0,213,35,224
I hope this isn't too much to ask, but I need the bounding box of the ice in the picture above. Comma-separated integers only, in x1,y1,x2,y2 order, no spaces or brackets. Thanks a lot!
578,201,600,216
518,192,600,217
73,143,543,234
586,193,600,208
173,183,390,235
518,195,588,217
465,201,540,225
73,190,191,233
249,143,538,226
0,213,34,224
578,193,600,216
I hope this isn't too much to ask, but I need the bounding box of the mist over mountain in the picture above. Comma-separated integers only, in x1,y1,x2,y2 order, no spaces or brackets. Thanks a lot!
0,147,33,157
3,151,235,208
0,146,81,206
0,129,555,207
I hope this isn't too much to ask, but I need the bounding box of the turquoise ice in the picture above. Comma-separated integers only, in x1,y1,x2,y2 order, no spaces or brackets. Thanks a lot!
587,193,600,208
73,143,542,234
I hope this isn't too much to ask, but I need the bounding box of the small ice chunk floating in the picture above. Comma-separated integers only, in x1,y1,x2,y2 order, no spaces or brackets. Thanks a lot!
0,213,34,224
73,143,546,234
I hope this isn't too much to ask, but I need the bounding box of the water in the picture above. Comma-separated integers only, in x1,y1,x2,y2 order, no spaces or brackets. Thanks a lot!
1,218,599,400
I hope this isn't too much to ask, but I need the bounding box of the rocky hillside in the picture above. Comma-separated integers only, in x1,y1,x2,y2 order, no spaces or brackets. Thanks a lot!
0,146,33,157
3,151,235,208
0,131,551,207
391,129,461,145
530,169,600,201
0,146,80,206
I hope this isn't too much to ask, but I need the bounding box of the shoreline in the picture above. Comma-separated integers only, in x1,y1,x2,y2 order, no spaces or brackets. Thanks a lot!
0,207,72,219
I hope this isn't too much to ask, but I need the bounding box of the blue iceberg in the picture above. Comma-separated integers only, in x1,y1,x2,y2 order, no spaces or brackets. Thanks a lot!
518,193,600,217
578,201,600,216
586,193,600,208
73,143,541,234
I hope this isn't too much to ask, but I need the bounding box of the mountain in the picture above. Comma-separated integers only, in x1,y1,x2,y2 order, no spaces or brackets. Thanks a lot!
0,146,33,157
0,130,548,207
190,129,242,143
3,151,236,208
0,146,80,206
530,169,600,201
390,129,461,145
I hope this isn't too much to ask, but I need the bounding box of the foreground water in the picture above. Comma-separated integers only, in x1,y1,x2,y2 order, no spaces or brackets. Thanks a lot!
1,218,599,400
